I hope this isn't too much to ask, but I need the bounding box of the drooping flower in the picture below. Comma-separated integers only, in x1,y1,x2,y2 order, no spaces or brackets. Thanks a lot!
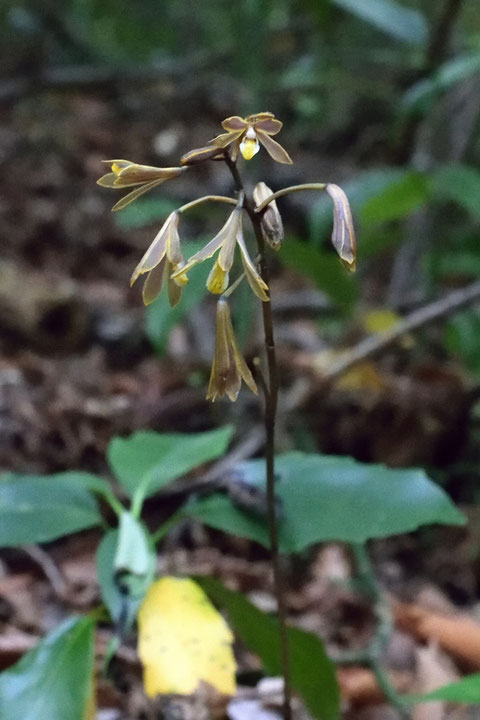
325,184,356,272
97,160,185,211
207,298,258,402
130,211,188,306
253,182,284,250
172,208,269,301
210,113,293,164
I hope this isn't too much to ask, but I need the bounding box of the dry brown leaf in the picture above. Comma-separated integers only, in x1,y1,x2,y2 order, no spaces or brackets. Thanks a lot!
395,602,480,669
337,666,412,707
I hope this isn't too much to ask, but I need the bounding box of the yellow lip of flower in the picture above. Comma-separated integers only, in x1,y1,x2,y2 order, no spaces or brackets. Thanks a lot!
171,209,269,301
207,298,258,402
209,113,293,165
97,160,185,211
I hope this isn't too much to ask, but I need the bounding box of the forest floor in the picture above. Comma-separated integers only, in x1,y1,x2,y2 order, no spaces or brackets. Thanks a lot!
0,89,479,720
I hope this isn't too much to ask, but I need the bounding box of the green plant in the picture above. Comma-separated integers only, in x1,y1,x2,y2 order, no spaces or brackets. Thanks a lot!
0,109,476,720
0,429,467,720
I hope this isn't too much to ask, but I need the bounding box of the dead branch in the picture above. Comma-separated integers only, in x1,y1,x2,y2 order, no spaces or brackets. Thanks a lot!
310,281,480,384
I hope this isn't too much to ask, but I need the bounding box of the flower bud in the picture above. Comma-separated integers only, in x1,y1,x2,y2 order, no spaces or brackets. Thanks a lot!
326,184,356,272
253,182,284,250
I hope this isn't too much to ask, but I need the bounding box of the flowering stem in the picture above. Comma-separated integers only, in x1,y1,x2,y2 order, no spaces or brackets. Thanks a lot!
224,153,292,720
178,194,237,214
254,182,327,213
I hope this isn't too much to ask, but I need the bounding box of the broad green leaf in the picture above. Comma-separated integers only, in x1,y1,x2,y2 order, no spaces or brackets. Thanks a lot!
331,0,427,45
279,238,356,313
114,512,152,578
96,527,154,628
138,577,236,696
198,576,339,720
0,474,102,547
360,172,429,225
403,54,480,114
432,164,480,220
145,241,210,355
186,453,465,551
0,616,95,720
107,426,233,497
444,310,480,376
409,673,480,703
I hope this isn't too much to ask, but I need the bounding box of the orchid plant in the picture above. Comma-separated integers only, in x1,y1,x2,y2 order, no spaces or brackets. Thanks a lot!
98,111,356,720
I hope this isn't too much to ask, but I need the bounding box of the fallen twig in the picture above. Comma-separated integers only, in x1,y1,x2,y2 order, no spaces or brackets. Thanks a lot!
317,281,480,383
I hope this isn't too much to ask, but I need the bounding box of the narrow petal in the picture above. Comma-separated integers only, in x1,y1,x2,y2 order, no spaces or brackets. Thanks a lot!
218,209,241,271
165,217,183,267
223,300,257,396
167,271,183,307
236,232,269,301
210,129,244,148
245,112,274,123
114,164,184,185
130,212,178,285
98,172,153,189
181,145,224,165
231,342,258,396
207,300,239,402
254,118,282,135
112,178,165,212
230,140,240,162
142,259,167,305
256,130,293,165
97,173,118,188
102,159,132,173
221,116,248,132
326,184,356,272
172,209,240,279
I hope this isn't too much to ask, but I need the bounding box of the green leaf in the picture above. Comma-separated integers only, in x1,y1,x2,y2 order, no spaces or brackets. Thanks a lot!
0,616,95,720
145,241,210,355
332,0,427,45
186,453,465,551
279,237,356,313
114,512,152,578
409,673,480,703
403,54,480,114
360,172,429,225
444,310,480,376
97,526,154,628
432,164,480,220
107,426,233,497
197,576,339,720
0,474,103,547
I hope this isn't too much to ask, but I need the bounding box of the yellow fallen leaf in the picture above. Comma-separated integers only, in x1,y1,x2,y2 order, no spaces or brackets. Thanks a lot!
363,309,400,334
138,577,237,697
334,361,385,392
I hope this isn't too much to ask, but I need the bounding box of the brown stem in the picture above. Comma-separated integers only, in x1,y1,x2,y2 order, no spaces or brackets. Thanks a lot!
224,153,292,720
